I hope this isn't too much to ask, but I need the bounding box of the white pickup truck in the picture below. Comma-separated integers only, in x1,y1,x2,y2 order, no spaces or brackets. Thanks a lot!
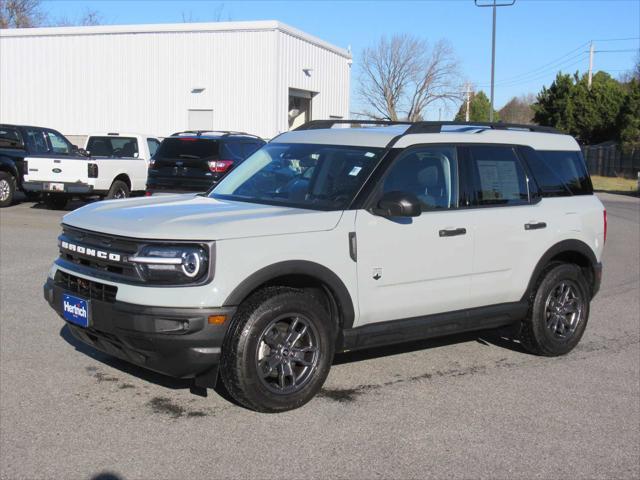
23,132,160,209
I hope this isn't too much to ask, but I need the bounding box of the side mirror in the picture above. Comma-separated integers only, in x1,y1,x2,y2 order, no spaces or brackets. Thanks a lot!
78,148,90,157
372,191,422,218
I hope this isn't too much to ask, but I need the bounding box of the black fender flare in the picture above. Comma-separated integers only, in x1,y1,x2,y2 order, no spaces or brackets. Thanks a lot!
521,239,598,302
223,260,356,329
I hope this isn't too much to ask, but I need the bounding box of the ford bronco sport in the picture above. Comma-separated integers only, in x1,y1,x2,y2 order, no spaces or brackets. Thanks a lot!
44,120,605,412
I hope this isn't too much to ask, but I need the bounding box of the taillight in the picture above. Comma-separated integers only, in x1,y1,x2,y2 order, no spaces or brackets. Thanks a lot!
603,209,607,244
88,163,98,178
208,159,234,173
145,191,152,197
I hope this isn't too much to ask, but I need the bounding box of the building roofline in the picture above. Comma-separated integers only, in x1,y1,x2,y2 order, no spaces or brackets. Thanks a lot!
0,20,351,58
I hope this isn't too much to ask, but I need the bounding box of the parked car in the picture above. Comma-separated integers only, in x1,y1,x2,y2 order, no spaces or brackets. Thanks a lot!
146,130,265,195
44,120,605,413
23,132,160,209
0,124,81,207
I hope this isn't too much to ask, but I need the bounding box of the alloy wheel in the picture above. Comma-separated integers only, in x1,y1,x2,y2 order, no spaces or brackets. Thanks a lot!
255,314,320,394
544,280,584,340
0,179,10,202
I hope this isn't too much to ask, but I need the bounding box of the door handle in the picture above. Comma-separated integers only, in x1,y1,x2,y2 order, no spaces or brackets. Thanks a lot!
439,227,467,237
525,222,547,230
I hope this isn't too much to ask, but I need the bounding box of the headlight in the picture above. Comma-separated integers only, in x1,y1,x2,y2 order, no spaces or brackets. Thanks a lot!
130,245,209,284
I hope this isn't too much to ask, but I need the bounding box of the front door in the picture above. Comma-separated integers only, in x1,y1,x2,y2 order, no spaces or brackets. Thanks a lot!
355,145,476,327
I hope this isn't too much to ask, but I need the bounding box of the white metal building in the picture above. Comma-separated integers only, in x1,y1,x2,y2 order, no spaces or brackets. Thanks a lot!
0,21,351,140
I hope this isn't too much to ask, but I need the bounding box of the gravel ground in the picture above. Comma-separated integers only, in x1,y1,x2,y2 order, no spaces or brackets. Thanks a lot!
0,192,638,480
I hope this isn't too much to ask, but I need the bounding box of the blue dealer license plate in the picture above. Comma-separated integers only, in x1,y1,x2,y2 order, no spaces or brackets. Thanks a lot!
62,294,90,328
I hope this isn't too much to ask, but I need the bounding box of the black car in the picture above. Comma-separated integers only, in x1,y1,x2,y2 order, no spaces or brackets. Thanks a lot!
146,131,265,194
0,124,86,208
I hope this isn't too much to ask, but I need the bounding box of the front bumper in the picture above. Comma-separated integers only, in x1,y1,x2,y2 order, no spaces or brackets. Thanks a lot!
23,181,93,194
44,278,234,386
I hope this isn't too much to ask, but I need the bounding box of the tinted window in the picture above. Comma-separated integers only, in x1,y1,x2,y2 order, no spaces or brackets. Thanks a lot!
468,146,529,206
242,142,263,157
523,149,592,196
221,141,244,161
24,129,49,154
382,146,459,211
0,126,24,149
155,138,219,161
46,131,72,155
147,138,160,157
87,136,138,158
212,143,384,210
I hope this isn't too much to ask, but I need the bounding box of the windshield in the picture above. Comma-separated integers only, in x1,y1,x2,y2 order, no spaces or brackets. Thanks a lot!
211,143,384,210
155,137,220,161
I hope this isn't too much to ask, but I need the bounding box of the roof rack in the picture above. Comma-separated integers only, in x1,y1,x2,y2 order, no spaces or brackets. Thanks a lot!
404,121,561,135
171,130,262,139
293,119,561,135
294,120,411,131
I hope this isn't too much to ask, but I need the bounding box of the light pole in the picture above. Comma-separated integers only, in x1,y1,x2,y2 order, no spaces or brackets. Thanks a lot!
475,0,516,122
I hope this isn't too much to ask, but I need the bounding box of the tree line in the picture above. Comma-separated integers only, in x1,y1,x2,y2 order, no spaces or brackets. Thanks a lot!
356,34,639,146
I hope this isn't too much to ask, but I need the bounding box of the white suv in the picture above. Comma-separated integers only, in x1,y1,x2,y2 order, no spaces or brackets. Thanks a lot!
44,120,605,412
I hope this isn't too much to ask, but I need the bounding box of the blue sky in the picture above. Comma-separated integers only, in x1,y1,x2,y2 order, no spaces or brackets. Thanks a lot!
41,0,640,119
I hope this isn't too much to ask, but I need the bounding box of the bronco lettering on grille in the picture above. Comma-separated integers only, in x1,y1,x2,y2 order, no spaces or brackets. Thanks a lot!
61,240,122,262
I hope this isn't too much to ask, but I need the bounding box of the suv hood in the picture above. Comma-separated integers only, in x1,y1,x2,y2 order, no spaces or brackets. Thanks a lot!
62,194,343,240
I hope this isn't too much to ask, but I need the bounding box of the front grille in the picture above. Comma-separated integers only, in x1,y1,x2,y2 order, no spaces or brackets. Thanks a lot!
59,226,141,282
55,270,118,303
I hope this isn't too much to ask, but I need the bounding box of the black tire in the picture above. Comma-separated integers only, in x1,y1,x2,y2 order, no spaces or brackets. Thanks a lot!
0,172,16,208
220,287,335,413
43,193,68,210
520,263,591,356
106,180,130,200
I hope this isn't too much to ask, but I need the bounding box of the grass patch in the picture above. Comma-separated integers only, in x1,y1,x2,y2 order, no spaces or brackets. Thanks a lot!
591,175,638,193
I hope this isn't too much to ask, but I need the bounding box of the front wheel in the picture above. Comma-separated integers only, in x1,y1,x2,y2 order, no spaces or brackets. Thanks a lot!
520,263,590,356
220,287,335,412
0,172,16,207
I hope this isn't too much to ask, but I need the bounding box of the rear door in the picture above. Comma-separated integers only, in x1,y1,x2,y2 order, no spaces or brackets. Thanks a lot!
149,137,220,192
23,128,88,187
463,144,544,307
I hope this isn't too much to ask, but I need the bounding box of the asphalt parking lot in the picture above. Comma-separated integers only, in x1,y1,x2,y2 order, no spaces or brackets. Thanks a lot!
0,192,638,480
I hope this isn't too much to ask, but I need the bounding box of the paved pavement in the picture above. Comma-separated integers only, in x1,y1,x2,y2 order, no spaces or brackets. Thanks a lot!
1,193,638,480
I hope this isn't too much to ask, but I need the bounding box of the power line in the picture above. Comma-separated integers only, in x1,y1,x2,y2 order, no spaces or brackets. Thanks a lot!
474,42,589,87
593,49,639,53
472,37,638,90
476,52,588,88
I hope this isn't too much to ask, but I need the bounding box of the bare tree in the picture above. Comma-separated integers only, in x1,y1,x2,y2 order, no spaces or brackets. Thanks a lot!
56,9,101,27
0,0,45,28
498,94,536,124
356,34,461,121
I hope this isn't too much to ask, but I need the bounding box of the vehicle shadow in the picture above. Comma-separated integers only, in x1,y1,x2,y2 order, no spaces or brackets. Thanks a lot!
59,325,192,390
60,323,526,393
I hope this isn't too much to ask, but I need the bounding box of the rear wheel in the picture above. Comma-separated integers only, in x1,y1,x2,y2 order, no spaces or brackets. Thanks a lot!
520,263,590,356
43,193,69,210
220,287,334,412
0,172,16,207
106,180,130,199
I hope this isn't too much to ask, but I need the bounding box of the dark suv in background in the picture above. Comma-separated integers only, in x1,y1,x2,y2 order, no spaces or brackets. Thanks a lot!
146,131,265,194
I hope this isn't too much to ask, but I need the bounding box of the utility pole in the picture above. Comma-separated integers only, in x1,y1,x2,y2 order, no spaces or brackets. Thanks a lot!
465,82,471,122
588,42,595,89
475,0,516,122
